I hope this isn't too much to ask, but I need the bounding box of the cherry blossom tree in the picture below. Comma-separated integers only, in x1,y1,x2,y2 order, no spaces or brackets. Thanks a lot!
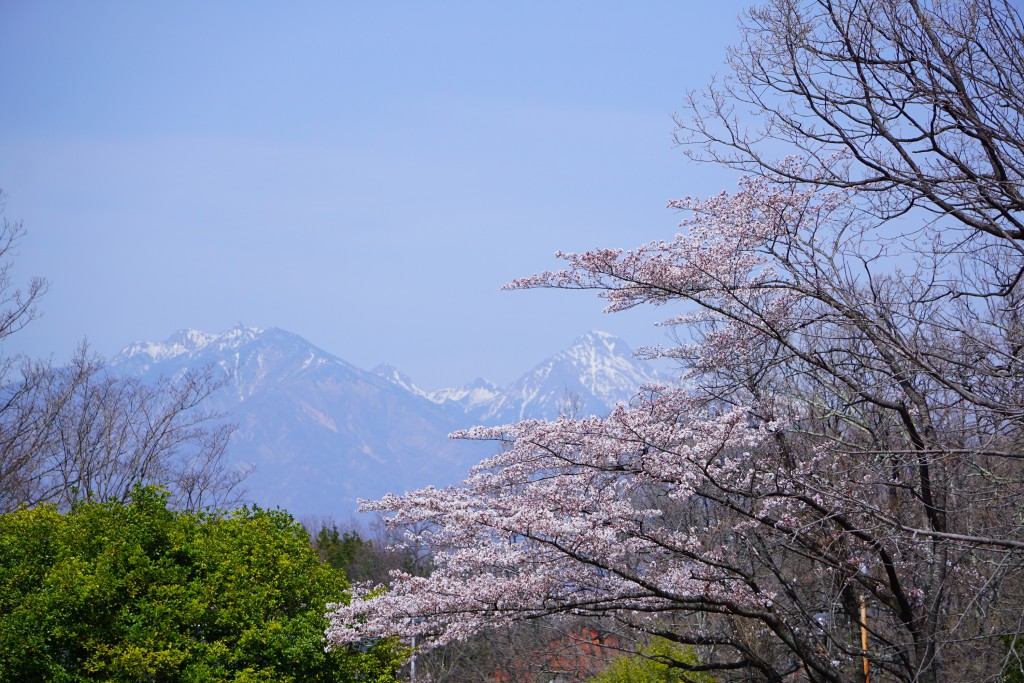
327,2,1024,681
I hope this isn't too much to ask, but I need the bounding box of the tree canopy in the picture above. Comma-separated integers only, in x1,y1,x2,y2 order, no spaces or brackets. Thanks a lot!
588,639,714,683
0,487,404,682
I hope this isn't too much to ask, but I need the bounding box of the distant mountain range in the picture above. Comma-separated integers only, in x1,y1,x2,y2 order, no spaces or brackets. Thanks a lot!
111,326,667,518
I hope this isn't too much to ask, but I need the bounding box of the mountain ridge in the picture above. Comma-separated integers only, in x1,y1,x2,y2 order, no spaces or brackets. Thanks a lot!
110,325,668,517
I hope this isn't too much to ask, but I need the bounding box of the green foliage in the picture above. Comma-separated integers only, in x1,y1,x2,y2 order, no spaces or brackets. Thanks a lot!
311,523,429,585
1003,636,1024,682
0,487,404,682
315,525,369,573
588,638,715,683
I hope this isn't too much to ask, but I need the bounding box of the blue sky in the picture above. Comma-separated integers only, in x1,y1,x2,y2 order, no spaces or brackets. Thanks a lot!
0,1,745,388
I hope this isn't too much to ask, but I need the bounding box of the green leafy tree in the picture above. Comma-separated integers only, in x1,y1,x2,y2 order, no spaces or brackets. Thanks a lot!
1004,636,1024,682
589,639,715,683
314,525,371,573
0,487,404,682
310,522,432,586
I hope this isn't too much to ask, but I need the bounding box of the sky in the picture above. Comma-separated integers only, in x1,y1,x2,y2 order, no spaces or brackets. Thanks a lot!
0,1,747,389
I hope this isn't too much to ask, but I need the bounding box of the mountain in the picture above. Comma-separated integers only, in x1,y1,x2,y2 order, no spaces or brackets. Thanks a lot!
111,326,667,517
112,325,487,518
427,377,502,418
477,330,663,423
376,330,664,424
371,363,430,399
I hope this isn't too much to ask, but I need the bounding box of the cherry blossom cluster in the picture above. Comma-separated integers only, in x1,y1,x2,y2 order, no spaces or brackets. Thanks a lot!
506,172,850,316
326,391,780,650
325,174,863,657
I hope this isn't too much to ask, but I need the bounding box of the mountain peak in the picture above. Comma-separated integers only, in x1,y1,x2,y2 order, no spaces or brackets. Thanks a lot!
218,323,264,343
577,329,619,342
372,363,427,397
105,324,666,516
166,328,219,350
479,330,662,423
558,330,637,382
571,329,623,354
115,328,214,363
427,377,502,413
113,325,265,365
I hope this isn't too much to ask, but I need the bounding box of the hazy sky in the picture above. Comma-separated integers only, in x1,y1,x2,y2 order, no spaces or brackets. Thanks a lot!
0,1,747,389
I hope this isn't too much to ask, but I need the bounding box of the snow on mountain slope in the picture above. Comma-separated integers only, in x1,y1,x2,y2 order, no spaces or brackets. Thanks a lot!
372,363,430,399
480,330,665,424
108,326,668,517
427,378,502,417
110,326,489,517
115,327,223,364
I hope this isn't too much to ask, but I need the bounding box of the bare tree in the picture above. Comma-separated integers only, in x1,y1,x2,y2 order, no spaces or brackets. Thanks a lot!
0,192,52,508
0,194,247,512
679,0,1024,247
0,192,46,340
0,345,247,513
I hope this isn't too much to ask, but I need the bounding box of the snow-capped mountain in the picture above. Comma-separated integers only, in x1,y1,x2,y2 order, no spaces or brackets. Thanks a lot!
116,325,261,369
479,330,664,423
371,363,430,399
111,326,668,517
111,325,487,517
